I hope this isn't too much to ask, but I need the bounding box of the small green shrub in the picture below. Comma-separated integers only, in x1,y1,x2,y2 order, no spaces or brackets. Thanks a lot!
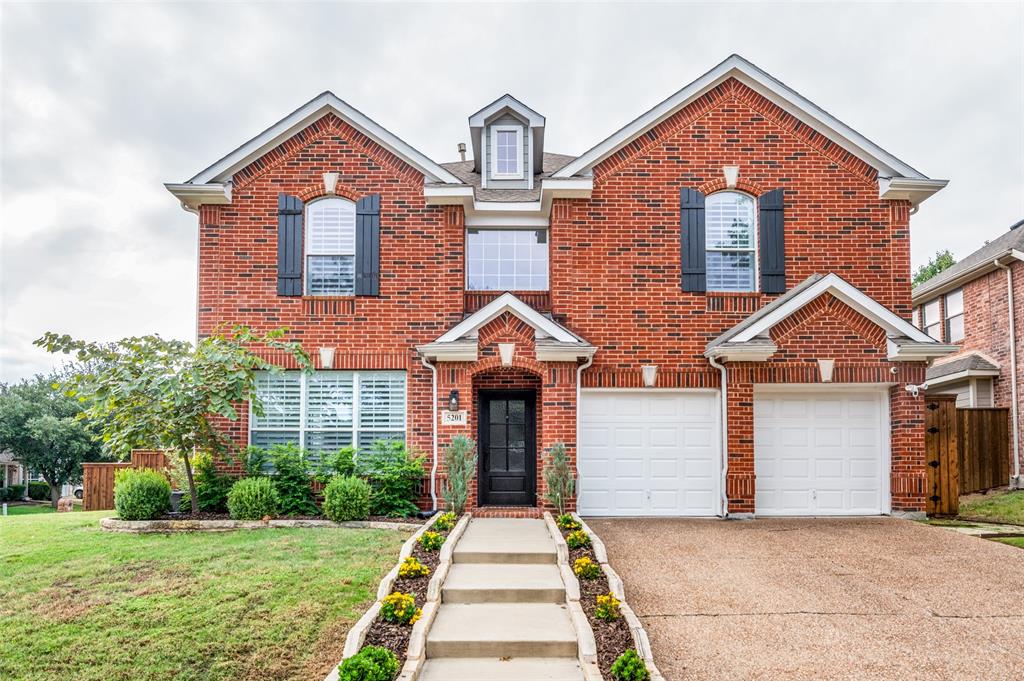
611,649,650,681
573,556,602,580
432,511,457,532
380,591,420,625
565,529,591,550
2,484,25,501
267,444,317,516
556,513,581,531
397,556,430,579
114,469,171,520
27,481,50,501
242,446,269,477
418,530,443,551
316,446,355,482
337,645,399,681
180,452,233,513
227,477,279,520
441,435,476,516
356,440,425,518
542,442,575,515
595,592,621,621
322,475,371,522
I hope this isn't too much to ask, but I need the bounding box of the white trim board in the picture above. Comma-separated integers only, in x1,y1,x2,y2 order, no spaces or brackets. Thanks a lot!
436,292,583,344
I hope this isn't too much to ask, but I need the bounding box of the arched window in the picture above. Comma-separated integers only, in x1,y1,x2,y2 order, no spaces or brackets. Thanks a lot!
705,191,756,292
305,197,356,295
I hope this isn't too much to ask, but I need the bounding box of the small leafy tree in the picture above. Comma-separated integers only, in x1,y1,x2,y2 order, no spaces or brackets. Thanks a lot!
542,441,575,515
0,371,105,507
36,326,310,514
913,249,956,286
441,435,476,515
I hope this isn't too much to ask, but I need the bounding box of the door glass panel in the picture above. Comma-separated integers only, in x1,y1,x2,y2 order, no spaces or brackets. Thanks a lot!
508,448,525,472
508,424,525,449
508,400,525,423
490,424,507,449
489,399,506,423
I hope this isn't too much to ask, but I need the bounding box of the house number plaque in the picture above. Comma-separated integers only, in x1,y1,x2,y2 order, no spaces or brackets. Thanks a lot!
441,410,468,426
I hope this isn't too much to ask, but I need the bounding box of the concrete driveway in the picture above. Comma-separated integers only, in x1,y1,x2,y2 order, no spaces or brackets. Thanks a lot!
586,517,1024,680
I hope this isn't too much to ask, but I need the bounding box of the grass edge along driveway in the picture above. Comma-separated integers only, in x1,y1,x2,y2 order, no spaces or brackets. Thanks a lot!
0,511,406,681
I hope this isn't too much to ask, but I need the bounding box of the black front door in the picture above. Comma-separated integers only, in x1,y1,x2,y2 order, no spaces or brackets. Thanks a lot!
478,390,536,506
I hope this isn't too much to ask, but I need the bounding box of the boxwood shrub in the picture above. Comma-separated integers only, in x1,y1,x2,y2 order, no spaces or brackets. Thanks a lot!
227,477,279,520
27,481,50,501
322,475,371,522
337,645,399,681
114,469,171,520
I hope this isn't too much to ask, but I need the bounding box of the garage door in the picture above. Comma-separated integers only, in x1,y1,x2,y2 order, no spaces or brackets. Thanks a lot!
754,390,888,516
578,391,720,516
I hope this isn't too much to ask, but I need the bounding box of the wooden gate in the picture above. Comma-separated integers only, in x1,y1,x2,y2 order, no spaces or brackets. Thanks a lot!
957,408,1010,494
82,450,169,511
924,397,959,516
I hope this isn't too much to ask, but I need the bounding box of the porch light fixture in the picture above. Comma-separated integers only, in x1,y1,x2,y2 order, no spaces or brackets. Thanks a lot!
319,347,336,369
323,171,339,195
499,343,515,367
448,390,459,412
641,365,658,387
818,358,835,383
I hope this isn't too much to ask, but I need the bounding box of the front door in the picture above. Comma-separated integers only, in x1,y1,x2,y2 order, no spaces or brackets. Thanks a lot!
479,390,536,506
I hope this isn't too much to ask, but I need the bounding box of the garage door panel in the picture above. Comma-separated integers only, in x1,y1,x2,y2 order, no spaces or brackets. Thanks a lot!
579,392,720,517
755,391,887,516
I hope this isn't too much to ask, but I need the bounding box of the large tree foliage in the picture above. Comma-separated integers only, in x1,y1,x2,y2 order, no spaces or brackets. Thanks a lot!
36,326,310,513
0,371,105,507
913,250,957,286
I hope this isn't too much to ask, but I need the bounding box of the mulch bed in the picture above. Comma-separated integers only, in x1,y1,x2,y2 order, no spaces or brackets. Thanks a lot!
361,515,459,664
564,525,634,679
158,511,424,524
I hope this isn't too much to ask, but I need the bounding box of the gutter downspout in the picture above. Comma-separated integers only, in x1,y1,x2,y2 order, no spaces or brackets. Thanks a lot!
707,354,729,518
994,258,1022,488
576,354,594,503
420,355,440,510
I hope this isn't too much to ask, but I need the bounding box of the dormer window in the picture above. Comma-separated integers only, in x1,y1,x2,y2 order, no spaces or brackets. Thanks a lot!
491,125,523,178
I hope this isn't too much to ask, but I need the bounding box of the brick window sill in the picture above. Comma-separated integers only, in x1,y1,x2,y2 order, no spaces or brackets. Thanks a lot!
706,292,763,313
302,296,356,316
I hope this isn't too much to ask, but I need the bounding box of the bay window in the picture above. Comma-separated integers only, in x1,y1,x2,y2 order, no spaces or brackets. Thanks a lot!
249,370,406,458
706,191,757,292
466,228,548,290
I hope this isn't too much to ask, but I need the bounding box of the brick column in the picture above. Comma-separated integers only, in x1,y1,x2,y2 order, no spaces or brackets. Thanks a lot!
890,369,927,513
725,374,755,514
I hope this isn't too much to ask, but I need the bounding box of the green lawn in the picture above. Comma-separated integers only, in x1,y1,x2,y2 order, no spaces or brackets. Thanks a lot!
959,489,1024,525
0,511,405,680
993,536,1024,549
2,504,62,516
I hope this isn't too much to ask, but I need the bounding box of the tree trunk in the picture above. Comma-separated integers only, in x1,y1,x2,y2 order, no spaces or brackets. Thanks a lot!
181,449,199,514
47,478,60,509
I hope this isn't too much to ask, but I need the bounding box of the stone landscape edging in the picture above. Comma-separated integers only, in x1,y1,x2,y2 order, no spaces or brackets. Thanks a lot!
543,511,601,681
328,511,471,681
573,512,667,681
100,516,422,534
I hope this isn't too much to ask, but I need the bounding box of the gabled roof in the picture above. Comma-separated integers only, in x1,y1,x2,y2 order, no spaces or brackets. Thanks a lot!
926,353,1000,384
553,54,945,200
182,91,461,186
913,219,1024,303
706,273,957,362
468,94,545,128
417,292,594,363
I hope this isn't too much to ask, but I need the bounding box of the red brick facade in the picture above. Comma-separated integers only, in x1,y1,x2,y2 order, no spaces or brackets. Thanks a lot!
191,76,933,515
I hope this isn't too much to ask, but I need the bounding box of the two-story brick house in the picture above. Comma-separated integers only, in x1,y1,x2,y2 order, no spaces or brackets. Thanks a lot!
913,220,1024,489
166,55,955,518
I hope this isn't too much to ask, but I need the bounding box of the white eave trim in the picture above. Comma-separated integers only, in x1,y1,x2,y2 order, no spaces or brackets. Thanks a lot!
165,182,232,211
536,345,597,362
912,250,1024,304
437,292,583,345
186,92,461,185
704,344,778,363
469,94,545,129
415,342,478,363
886,339,960,362
878,176,949,207
423,177,593,227
553,54,931,182
732,273,937,345
925,368,1001,389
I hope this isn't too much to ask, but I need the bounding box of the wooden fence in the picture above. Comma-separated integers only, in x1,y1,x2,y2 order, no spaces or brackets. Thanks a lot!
923,399,1011,515
82,450,168,511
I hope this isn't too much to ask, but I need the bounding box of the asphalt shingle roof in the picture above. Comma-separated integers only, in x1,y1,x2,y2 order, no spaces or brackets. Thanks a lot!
914,219,1024,299
926,354,1000,381
433,153,577,202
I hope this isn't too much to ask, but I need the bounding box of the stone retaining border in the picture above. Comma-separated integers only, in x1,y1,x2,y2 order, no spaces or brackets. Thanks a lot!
543,512,601,681
572,513,667,681
328,512,471,681
100,517,422,533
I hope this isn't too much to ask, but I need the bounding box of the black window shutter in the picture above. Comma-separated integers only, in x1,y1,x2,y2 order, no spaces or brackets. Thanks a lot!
355,194,381,296
680,188,706,292
277,193,303,296
758,188,786,294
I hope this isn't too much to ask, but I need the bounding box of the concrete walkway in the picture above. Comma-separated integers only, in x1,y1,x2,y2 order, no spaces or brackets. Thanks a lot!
420,518,585,681
588,517,1024,680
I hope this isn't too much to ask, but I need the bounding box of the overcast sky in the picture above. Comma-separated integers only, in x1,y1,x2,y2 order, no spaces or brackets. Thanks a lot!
1,1,1022,382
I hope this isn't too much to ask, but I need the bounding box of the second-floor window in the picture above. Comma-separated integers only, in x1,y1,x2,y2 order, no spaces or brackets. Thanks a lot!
921,298,942,340
466,228,548,291
491,126,522,178
945,288,964,343
706,191,756,292
306,198,356,296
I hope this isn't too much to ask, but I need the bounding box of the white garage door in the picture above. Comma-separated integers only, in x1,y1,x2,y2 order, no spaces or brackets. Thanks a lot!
754,390,889,516
578,391,720,516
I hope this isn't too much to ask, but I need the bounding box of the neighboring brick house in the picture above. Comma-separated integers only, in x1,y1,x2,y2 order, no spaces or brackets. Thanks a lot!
166,55,955,518
913,220,1024,489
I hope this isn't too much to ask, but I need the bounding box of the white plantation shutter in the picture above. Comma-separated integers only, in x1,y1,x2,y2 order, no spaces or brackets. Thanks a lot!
358,372,406,447
705,192,756,292
307,199,355,255
307,372,354,429
251,373,301,429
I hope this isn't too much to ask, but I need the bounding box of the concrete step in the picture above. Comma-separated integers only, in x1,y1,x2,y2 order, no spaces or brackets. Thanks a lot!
442,563,565,603
453,518,557,564
419,657,585,681
426,603,578,658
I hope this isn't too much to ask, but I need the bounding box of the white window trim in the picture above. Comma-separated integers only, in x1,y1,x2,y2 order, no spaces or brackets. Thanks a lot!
922,298,942,341
248,370,407,452
490,125,524,179
304,197,357,297
944,288,964,343
705,190,759,293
